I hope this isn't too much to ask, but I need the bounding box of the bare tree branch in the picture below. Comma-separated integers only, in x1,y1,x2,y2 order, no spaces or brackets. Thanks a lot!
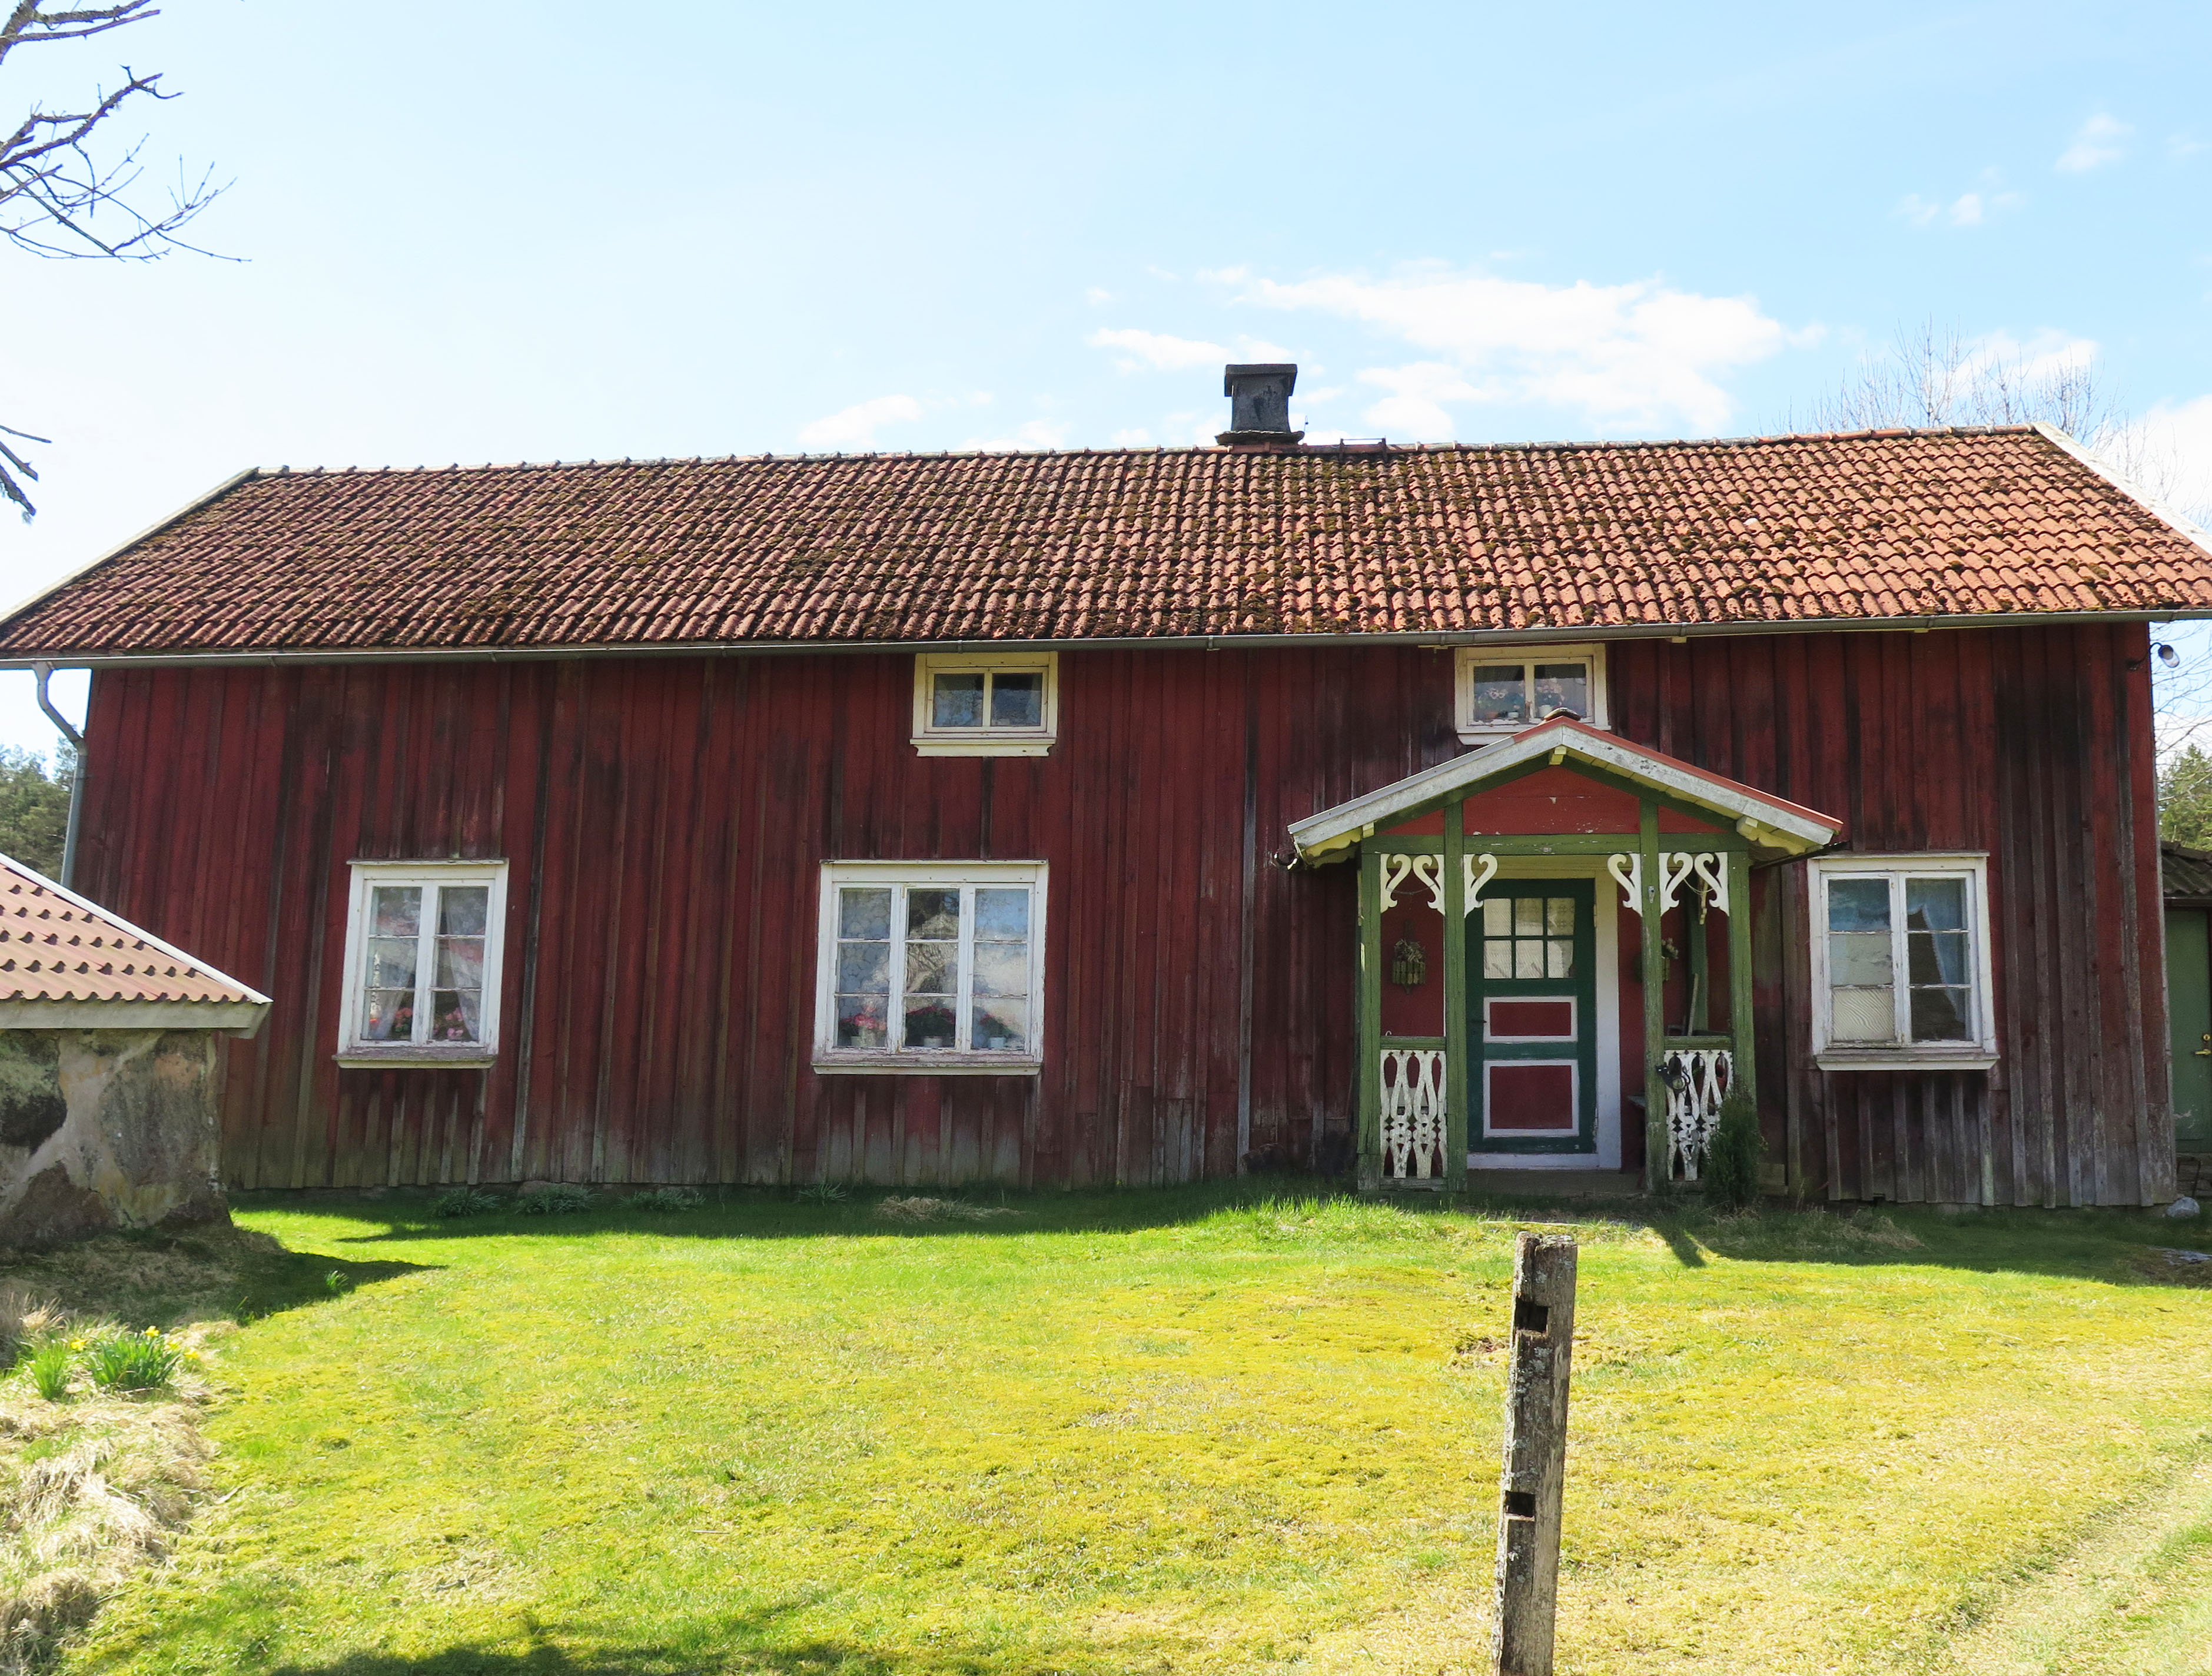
0,1,230,518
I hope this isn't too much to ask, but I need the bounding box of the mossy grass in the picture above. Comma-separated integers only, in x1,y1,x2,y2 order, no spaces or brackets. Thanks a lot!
36,1183,2212,1674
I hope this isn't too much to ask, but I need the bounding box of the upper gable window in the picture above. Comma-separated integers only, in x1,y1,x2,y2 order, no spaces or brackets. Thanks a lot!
337,860,507,1066
1454,643,1609,744
912,652,1058,757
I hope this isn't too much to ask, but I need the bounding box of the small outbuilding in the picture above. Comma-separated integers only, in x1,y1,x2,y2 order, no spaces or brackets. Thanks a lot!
0,853,270,1247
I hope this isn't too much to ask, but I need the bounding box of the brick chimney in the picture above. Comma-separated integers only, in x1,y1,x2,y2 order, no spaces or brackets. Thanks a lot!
1217,364,1304,447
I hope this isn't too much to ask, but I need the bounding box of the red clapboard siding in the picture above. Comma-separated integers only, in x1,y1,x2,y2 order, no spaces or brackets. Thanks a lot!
71,626,2170,1204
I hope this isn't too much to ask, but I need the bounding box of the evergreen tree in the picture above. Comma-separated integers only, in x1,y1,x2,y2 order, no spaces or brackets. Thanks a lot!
2161,744,2212,849
0,745,73,877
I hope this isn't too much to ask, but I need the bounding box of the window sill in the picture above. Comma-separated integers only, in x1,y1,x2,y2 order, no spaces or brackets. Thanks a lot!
1456,724,1609,748
336,1049,498,1070
813,1053,1043,1077
911,736,1055,758
1814,1048,1997,1072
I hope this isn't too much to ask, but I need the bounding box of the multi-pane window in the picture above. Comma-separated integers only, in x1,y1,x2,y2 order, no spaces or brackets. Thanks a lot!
912,653,1058,756
340,863,507,1060
1455,644,1608,742
817,864,1047,1069
1813,858,1994,1064
1480,896,1578,980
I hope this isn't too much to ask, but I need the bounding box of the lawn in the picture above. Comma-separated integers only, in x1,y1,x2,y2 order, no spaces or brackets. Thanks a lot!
19,1185,2212,1675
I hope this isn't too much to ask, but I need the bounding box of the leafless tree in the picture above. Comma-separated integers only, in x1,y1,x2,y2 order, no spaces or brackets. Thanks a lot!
1806,317,2188,508
0,1,228,519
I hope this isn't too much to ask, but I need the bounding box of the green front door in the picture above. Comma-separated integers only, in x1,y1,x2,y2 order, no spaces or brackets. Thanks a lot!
1469,880,1598,1155
2168,908,2212,1151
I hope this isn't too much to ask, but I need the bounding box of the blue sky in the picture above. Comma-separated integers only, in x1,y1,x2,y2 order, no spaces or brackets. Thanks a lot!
3,0,2210,754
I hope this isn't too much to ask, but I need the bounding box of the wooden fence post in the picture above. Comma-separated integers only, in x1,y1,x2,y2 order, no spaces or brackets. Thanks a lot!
1493,1232,1578,1676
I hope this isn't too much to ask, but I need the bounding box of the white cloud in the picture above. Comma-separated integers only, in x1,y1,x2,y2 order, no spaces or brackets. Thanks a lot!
959,418,1071,453
1898,175,2024,230
796,394,922,449
1084,287,1114,305
1110,426,1154,446
2170,133,2209,162
1358,362,1483,437
1897,194,1941,227
1088,327,1228,371
1949,193,1985,226
2058,114,2130,174
1225,263,1792,434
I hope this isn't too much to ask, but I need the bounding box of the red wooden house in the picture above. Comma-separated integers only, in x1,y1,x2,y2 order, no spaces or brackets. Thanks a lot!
4,365,2208,1206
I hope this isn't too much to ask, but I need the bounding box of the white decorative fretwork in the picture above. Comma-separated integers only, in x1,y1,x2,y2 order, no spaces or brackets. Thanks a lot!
1379,852,1446,915
1691,851,1730,916
1462,851,1498,915
1380,1048,1448,1180
1662,1046,1732,1180
1607,849,1731,918
1606,851,1642,915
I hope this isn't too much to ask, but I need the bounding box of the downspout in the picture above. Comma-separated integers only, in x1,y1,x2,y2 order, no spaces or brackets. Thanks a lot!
31,663,85,890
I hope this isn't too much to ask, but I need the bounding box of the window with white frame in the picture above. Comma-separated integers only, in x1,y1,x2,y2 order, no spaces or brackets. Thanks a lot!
911,652,1058,756
1454,643,1609,743
814,862,1047,1073
1810,855,1997,1068
337,861,507,1063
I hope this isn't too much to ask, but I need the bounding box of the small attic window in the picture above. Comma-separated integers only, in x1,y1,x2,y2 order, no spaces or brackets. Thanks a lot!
1455,643,1609,744
912,652,1058,758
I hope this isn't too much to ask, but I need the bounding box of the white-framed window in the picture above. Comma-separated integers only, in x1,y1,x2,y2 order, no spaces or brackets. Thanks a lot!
336,861,508,1066
1809,854,1997,1070
813,861,1047,1074
1454,643,1609,744
911,652,1058,756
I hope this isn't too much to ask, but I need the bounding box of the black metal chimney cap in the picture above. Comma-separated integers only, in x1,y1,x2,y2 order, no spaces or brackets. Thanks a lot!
1223,363,1298,397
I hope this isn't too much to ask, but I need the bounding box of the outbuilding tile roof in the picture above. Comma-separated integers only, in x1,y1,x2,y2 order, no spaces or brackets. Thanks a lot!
0,854,268,1008
2166,842,2212,904
4,426,2208,658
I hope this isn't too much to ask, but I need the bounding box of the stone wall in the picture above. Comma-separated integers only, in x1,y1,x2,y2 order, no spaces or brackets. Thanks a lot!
0,1030,229,1247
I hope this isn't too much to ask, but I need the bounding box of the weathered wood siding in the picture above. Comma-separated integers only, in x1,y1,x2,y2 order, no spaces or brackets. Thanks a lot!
72,625,2170,1203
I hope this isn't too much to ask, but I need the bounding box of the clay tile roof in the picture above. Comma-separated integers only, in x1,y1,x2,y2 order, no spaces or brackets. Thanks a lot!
0,854,268,1008
3,426,2208,656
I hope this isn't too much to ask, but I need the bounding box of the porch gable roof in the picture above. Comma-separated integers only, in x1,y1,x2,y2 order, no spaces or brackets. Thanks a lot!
1287,718,1843,862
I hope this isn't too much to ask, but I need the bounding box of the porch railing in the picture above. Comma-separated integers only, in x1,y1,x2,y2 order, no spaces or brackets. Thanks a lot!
1660,1040,1732,1182
1380,1047,1448,1180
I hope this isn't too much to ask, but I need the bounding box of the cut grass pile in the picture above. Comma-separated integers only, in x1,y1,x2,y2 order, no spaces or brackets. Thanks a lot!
0,1224,420,1675
23,1187,2212,1674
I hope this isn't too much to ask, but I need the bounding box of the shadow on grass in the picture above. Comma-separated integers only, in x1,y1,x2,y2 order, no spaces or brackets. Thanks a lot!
225,1177,2212,1292
0,1221,434,1330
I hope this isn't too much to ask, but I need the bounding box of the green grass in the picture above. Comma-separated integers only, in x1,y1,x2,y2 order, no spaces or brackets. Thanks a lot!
25,1185,2212,1675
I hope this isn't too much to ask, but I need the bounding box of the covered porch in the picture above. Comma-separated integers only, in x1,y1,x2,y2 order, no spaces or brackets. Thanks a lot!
1289,719,1843,1194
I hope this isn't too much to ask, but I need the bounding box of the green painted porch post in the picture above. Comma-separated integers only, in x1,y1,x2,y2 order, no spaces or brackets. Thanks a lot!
1443,799,1469,1193
1726,845,1756,1144
1358,848,1383,1192
1640,799,1669,1193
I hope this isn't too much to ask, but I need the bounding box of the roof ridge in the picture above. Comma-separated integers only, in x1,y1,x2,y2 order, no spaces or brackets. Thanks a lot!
236,423,2052,479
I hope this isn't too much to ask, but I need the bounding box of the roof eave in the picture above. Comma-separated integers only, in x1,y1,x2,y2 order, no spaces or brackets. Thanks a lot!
8,604,2212,671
